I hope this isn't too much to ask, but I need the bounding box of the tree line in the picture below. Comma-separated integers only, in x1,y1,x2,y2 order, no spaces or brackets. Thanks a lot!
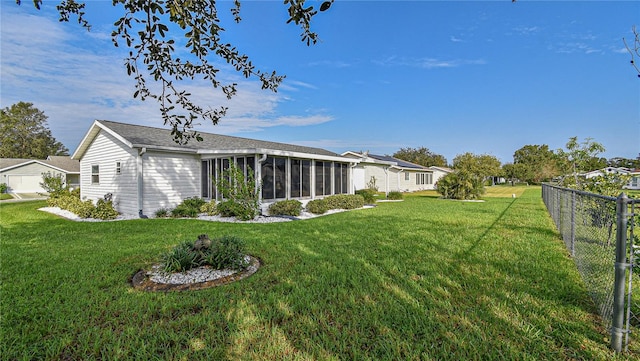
393,142,639,186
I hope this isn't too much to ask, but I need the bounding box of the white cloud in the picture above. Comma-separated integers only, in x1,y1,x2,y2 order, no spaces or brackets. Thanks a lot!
374,55,486,69
0,8,332,152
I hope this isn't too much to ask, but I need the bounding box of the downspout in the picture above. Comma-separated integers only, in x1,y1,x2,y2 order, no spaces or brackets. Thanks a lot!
383,166,389,196
349,162,358,194
137,147,148,218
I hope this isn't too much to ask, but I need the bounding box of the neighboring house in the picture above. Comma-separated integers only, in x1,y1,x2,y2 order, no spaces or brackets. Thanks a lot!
0,156,79,193
582,167,640,190
71,120,358,217
629,170,640,190
341,151,452,193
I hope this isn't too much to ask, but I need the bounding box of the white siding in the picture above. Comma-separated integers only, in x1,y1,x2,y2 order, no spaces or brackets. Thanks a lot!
141,151,200,215
79,131,138,215
362,164,388,192
432,169,449,189
352,167,365,191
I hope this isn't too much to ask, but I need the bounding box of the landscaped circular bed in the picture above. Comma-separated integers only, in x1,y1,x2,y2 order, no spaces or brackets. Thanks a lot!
131,255,260,291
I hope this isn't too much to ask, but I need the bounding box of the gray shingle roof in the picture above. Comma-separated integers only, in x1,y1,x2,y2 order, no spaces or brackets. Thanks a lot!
98,120,339,157
0,156,79,173
367,154,428,170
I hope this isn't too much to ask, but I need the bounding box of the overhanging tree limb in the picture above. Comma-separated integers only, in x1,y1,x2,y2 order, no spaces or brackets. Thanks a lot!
17,0,334,143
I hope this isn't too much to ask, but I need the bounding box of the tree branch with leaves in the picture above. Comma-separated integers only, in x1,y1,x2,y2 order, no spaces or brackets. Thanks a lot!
17,0,334,143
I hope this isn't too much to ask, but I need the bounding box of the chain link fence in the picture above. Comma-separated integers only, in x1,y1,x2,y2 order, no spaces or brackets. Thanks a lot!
542,183,638,352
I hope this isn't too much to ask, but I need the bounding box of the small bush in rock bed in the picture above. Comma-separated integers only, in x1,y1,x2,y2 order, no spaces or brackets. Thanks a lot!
387,191,403,200
93,199,119,220
200,201,217,216
324,194,365,210
162,234,248,273
355,189,377,204
268,200,302,216
47,189,119,220
306,199,329,214
171,204,198,218
170,197,206,218
155,208,170,218
216,199,259,221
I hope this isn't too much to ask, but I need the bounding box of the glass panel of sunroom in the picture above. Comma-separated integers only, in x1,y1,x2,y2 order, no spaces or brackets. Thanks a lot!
275,157,286,199
201,160,209,198
262,157,275,200
315,161,324,196
291,159,301,198
302,160,311,197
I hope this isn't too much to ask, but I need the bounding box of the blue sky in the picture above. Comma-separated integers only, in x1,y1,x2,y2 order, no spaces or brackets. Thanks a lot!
1,1,639,164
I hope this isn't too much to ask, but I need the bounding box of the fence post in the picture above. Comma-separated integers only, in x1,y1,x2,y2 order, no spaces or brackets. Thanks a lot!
570,190,576,257
611,193,629,352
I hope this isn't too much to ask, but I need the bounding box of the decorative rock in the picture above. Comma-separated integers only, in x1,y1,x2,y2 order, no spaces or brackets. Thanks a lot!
131,255,260,292
193,234,211,250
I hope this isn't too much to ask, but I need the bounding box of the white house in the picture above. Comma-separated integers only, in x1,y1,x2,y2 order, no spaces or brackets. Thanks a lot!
0,156,79,193
71,120,359,217
341,151,452,193
582,167,640,190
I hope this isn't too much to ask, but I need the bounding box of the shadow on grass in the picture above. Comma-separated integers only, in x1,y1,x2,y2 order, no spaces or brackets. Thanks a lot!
1,191,629,360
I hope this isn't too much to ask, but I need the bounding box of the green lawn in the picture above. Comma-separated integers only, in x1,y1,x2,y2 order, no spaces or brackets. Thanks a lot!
1,189,636,360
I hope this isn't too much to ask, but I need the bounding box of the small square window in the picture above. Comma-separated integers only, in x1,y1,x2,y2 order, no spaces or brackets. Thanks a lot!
91,165,100,184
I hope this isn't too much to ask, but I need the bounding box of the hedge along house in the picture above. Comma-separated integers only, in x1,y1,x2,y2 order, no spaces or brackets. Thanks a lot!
341,151,452,193
71,120,357,217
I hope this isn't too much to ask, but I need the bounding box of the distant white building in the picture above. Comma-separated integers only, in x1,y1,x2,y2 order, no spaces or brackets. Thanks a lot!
0,156,79,193
582,167,640,190
341,151,452,193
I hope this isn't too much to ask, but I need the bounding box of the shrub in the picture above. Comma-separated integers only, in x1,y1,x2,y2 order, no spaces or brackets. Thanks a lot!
323,194,365,210
93,199,119,220
387,191,403,200
268,200,302,216
72,199,96,219
436,171,485,200
155,208,170,218
355,188,377,204
215,160,260,221
216,199,258,221
0,183,7,194
162,241,200,273
203,235,248,271
161,234,249,273
181,197,206,210
40,172,67,197
306,199,328,214
171,204,199,218
170,197,206,218
200,201,217,216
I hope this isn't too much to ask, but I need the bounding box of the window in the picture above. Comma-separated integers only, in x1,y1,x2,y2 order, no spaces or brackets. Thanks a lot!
201,156,256,200
261,156,287,200
405,172,410,181
415,173,433,185
91,165,99,184
115,161,121,175
201,161,209,198
333,162,348,194
290,159,311,198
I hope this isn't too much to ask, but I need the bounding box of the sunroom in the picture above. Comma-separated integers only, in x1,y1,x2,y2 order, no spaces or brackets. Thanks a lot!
200,153,354,204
